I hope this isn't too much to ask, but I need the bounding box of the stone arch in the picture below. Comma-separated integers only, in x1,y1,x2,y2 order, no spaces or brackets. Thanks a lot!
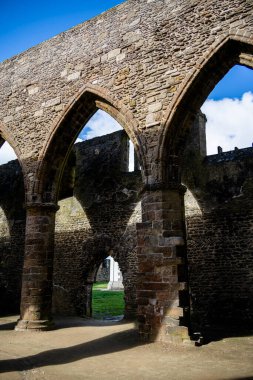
36,84,144,203
158,33,253,334
160,33,253,181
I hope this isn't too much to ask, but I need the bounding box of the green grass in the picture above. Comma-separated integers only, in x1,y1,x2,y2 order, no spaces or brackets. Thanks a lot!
92,282,125,319
92,282,108,290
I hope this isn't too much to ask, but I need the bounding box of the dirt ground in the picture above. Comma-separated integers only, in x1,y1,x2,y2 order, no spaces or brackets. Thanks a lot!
0,315,252,380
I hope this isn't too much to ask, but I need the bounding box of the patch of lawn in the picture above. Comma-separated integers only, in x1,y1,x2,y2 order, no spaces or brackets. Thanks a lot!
93,282,108,290
92,282,125,319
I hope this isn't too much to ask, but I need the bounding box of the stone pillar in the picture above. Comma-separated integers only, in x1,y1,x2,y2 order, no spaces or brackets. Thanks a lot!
15,203,58,331
137,184,190,343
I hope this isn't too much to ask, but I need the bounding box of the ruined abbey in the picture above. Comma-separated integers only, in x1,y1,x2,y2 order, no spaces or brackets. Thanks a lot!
0,0,253,344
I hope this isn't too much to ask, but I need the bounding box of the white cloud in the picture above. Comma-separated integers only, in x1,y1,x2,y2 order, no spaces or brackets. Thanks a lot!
0,142,17,165
201,92,253,155
80,109,122,140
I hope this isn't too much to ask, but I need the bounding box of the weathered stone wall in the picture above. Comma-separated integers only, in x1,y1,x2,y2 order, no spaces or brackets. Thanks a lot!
0,0,253,337
0,131,142,318
183,147,253,332
96,260,110,282
0,0,252,194
1,126,253,333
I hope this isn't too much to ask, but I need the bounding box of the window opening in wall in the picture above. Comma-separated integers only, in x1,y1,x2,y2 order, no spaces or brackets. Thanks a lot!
92,256,125,321
201,65,253,156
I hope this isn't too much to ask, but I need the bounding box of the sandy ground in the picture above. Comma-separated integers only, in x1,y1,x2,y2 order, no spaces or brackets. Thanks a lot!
0,315,252,380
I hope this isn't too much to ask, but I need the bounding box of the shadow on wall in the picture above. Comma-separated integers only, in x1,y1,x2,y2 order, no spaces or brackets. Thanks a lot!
0,159,26,316
184,164,253,338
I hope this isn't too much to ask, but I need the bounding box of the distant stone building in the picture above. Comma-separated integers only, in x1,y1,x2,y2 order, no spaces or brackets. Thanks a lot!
108,256,124,290
96,258,110,283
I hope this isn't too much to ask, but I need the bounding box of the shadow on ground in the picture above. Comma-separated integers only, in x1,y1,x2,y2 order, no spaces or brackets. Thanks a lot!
0,315,133,331
199,325,253,346
0,327,140,373
54,316,130,329
0,321,16,330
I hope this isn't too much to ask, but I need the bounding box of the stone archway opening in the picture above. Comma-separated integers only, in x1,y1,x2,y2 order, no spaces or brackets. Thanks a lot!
49,102,142,330
161,40,253,342
202,64,253,155
35,87,142,205
91,255,125,321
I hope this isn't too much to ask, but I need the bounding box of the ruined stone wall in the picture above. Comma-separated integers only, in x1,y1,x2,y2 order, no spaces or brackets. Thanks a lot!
1,0,252,338
0,131,142,318
1,127,253,332
0,0,252,191
184,148,253,332
96,260,110,282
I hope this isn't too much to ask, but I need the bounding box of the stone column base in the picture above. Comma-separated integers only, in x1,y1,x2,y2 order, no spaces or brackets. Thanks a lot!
139,324,191,345
15,318,55,331
164,326,191,344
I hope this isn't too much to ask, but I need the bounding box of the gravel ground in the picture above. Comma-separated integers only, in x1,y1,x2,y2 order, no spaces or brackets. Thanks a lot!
0,315,253,380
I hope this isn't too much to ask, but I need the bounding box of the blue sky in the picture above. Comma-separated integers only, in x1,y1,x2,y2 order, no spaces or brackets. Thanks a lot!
0,0,124,62
0,1,253,163
208,65,253,100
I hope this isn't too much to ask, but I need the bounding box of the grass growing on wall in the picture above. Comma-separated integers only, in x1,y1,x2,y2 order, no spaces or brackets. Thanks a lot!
92,282,125,319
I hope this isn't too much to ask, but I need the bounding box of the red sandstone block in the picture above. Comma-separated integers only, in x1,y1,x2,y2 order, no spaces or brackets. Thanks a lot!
142,282,172,291
144,273,163,282
138,262,154,272
138,297,149,305
137,290,156,298
136,222,152,230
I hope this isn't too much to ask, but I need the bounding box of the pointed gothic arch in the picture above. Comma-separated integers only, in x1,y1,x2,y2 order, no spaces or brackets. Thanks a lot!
35,84,144,203
159,32,253,182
